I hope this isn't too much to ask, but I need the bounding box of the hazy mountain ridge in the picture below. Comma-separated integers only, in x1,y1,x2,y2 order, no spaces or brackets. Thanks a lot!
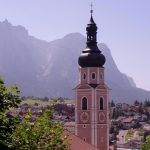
0,20,150,103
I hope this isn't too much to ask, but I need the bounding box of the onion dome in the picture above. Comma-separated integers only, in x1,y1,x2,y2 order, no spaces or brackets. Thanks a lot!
78,11,106,68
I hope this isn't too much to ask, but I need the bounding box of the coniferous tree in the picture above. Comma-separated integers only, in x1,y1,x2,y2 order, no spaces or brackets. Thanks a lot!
110,100,115,107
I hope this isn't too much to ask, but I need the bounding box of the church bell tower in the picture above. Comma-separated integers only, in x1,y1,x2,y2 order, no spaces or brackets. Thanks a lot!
75,6,109,150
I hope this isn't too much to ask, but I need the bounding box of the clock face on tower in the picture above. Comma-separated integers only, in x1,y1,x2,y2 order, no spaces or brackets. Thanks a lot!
80,112,89,123
99,112,105,123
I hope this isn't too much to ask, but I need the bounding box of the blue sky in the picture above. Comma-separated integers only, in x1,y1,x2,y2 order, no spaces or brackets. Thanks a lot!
0,0,150,91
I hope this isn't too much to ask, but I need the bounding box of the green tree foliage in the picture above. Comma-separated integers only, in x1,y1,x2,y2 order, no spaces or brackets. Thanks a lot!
0,76,21,149
110,100,115,107
0,77,21,112
134,100,140,106
10,109,68,150
138,104,144,114
43,96,49,102
141,135,150,150
112,108,121,119
51,98,58,104
144,99,150,107
0,77,68,150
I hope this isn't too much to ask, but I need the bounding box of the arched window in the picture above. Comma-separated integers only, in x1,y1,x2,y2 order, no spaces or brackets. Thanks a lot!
92,73,96,79
83,73,86,80
100,98,104,110
100,74,103,79
82,97,87,110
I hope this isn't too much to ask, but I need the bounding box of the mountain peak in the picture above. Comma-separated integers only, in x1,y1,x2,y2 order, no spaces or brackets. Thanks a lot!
0,19,12,27
3,19,10,24
64,33,85,39
0,19,29,39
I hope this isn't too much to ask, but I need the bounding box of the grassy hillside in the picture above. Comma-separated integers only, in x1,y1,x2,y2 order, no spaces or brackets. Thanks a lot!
21,99,75,106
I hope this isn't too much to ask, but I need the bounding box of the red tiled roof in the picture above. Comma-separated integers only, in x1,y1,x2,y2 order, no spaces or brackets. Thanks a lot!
64,131,98,150
64,121,75,127
122,117,133,123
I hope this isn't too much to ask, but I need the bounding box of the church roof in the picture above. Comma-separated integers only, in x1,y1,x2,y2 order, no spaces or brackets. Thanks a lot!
96,84,110,90
64,130,98,150
74,84,92,90
74,83,110,90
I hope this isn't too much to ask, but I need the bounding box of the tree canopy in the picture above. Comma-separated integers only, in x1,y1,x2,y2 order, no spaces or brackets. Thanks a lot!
0,76,21,149
141,135,150,150
10,109,68,150
0,76,68,150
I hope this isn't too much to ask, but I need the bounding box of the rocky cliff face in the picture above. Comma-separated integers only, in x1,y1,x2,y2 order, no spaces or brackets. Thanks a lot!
0,20,149,103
